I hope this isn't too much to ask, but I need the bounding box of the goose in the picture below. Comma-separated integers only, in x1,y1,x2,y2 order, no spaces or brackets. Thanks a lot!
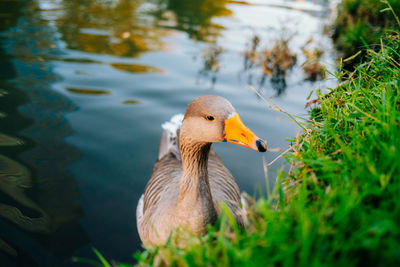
136,95,267,246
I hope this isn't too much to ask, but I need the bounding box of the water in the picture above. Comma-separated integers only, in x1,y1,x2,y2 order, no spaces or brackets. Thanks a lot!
0,0,336,265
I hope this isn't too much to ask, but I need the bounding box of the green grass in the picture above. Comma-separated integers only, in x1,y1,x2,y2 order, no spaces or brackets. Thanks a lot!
129,28,400,267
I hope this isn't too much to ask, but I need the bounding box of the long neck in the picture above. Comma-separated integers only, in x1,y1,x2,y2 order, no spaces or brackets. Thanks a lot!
177,135,217,225
181,140,210,181
179,137,212,197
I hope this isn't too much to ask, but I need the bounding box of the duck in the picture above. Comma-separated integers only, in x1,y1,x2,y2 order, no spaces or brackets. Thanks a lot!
136,95,267,246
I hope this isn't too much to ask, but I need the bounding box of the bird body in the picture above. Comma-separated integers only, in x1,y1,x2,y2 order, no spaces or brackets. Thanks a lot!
137,95,267,246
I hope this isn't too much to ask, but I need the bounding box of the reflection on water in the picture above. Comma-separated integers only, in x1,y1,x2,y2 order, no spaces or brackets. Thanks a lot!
0,154,51,234
151,0,232,42
197,45,223,88
58,0,167,58
66,88,111,96
0,0,336,265
59,58,102,64
0,0,88,265
122,100,141,105
110,63,164,74
243,32,299,96
0,133,24,146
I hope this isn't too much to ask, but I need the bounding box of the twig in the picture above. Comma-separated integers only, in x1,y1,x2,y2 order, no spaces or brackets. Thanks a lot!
264,147,291,167
247,85,307,131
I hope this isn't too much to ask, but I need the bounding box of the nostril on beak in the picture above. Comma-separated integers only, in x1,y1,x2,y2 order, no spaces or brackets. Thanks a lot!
256,139,267,152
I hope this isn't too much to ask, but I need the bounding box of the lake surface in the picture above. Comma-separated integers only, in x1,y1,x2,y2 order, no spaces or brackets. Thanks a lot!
0,0,336,265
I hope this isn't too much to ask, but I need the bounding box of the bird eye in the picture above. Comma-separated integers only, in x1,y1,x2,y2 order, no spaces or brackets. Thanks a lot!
206,115,215,121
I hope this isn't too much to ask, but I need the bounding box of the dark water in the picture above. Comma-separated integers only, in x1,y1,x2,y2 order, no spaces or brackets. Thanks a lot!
0,0,336,265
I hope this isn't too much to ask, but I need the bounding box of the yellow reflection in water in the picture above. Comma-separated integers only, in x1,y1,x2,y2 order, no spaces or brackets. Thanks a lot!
55,0,234,57
66,87,111,95
110,63,165,74
0,133,24,146
227,0,251,5
57,0,168,57
153,0,233,42
122,100,141,104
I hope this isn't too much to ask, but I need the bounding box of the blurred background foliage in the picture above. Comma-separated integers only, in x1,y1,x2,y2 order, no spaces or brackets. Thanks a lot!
332,0,400,68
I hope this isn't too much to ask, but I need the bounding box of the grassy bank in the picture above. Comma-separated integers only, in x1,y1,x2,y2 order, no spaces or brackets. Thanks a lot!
129,23,400,267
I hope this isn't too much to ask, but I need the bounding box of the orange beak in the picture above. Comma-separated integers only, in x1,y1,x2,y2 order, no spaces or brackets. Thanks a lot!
224,113,267,152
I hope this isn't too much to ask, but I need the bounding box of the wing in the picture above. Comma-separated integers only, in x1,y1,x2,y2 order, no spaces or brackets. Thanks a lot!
137,152,182,245
136,194,144,228
208,151,247,227
142,153,181,213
